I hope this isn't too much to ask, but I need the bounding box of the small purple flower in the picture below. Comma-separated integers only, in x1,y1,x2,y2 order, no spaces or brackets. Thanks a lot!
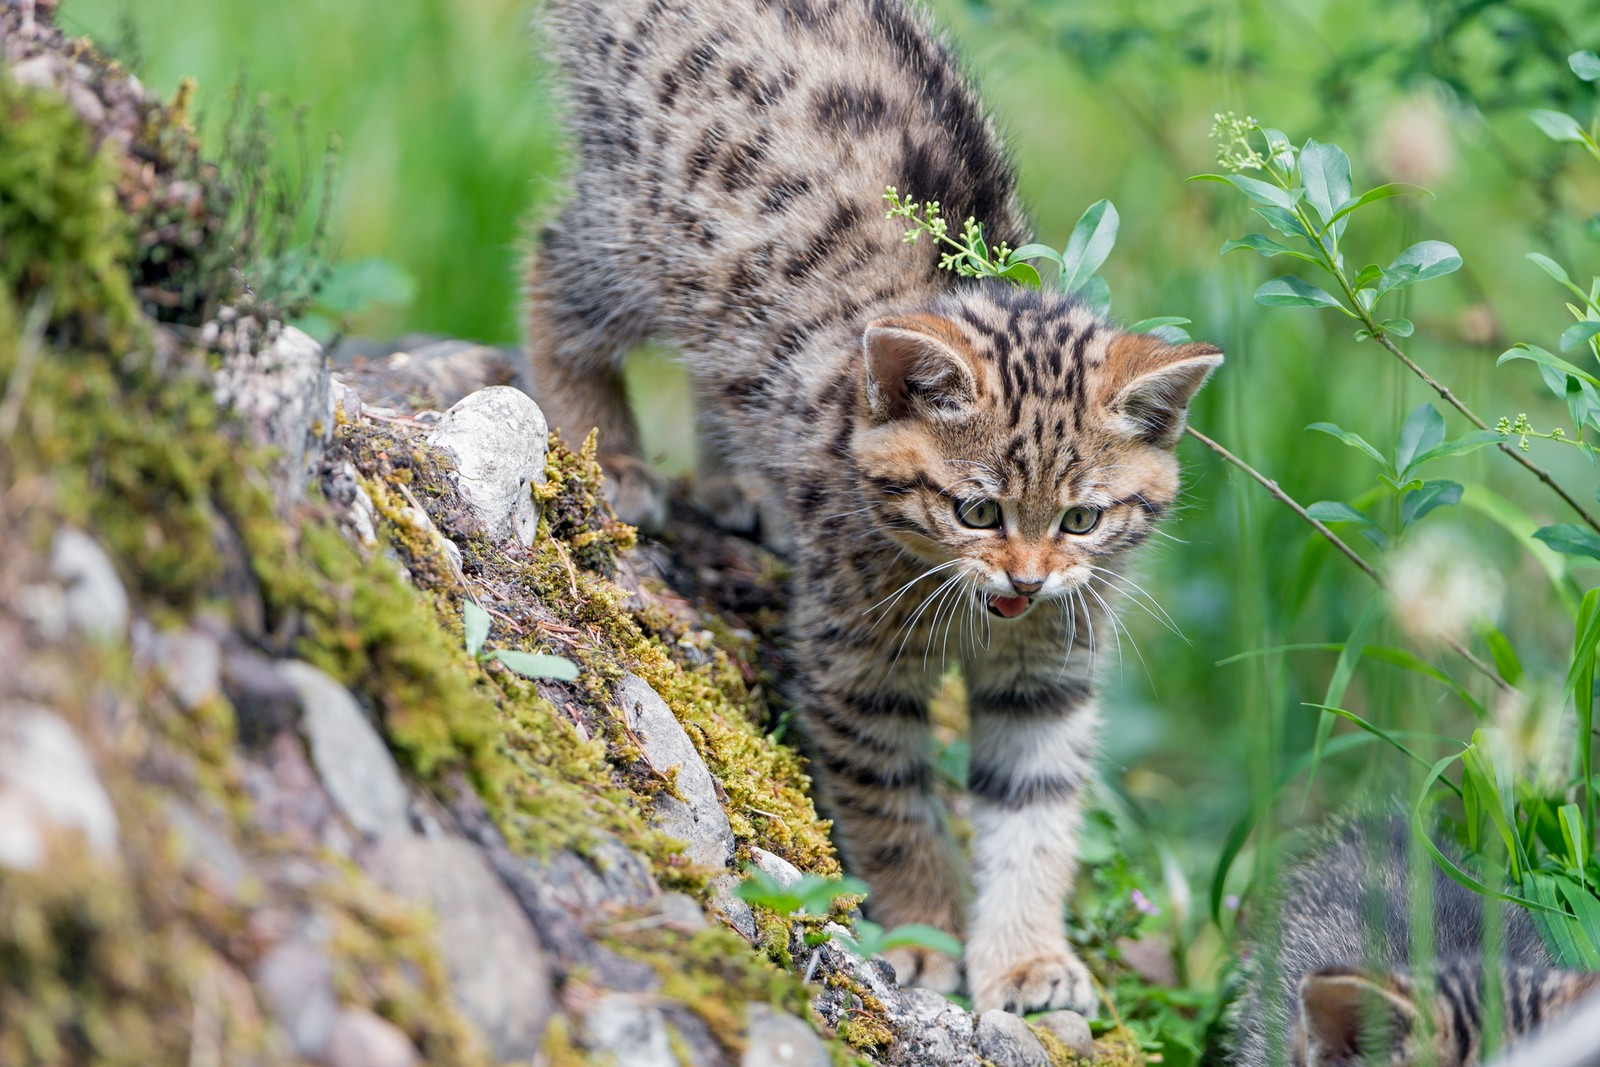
1130,889,1161,917
1224,894,1241,912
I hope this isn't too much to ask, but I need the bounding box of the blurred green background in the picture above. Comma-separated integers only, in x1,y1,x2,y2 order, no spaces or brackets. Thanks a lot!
65,0,1600,998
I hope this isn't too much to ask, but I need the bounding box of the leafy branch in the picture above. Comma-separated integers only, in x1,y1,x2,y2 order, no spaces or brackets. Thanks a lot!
1192,113,1600,537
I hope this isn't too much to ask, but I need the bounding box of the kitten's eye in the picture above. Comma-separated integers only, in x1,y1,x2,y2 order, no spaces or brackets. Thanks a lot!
1061,506,1101,534
955,498,1002,529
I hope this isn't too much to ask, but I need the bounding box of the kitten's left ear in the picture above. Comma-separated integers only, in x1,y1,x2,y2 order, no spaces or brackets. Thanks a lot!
1103,334,1224,447
1299,969,1420,1066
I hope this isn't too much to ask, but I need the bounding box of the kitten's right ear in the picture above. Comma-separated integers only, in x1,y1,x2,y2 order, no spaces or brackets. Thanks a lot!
1299,969,1420,1066
862,315,983,422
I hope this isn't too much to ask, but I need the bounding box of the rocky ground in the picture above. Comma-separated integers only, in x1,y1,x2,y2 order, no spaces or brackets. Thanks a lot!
0,3,1140,1064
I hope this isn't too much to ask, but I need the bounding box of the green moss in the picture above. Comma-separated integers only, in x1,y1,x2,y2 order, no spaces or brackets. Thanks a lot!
1030,1023,1088,1066
0,79,139,344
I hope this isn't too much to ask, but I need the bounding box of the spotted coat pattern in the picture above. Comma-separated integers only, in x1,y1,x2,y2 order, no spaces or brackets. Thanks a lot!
525,0,1222,1013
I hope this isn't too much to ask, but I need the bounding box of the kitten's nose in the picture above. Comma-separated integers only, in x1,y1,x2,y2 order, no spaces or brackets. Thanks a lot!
1009,576,1043,596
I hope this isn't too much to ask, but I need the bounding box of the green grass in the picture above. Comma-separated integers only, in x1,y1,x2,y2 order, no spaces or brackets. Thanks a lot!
62,0,1600,1056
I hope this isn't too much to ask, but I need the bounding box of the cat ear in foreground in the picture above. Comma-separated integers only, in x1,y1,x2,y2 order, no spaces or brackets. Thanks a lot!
1103,334,1224,447
1299,969,1422,1067
862,315,984,422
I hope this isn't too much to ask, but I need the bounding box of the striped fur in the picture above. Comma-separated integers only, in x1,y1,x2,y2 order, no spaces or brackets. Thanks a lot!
526,0,1221,1013
1232,819,1600,1066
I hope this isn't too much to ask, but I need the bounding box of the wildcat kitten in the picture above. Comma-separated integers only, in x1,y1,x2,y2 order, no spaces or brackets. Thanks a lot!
526,0,1221,1013
1231,818,1600,1066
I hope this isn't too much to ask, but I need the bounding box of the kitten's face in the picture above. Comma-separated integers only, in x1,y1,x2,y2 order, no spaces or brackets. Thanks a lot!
851,288,1221,622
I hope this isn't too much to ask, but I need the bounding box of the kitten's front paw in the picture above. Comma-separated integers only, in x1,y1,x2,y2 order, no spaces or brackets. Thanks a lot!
884,945,962,995
970,949,1098,1016
599,452,666,533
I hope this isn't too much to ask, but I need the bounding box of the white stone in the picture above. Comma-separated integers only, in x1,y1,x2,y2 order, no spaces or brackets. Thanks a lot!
743,1004,830,1067
0,704,119,870
426,386,547,547
50,527,128,641
279,661,410,839
616,673,734,870
584,994,677,1067
749,846,803,889
213,324,333,510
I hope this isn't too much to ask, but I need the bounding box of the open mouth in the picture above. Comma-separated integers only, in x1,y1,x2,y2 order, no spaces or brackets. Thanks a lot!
985,594,1033,619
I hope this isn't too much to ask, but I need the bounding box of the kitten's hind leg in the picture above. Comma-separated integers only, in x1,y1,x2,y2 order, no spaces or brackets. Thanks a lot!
692,423,761,535
797,658,964,993
524,219,664,530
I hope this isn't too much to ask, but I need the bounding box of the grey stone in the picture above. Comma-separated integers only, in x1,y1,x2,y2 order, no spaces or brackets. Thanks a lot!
1030,1017,1094,1062
256,940,338,1058
616,673,734,870
325,461,378,547
1034,1010,1094,1061
321,1008,420,1067
222,648,301,747
0,704,119,871
711,871,759,941
367,834,552,1060
426,386,547,548
328,337,524,411
279,661,410,840
330,375,364,423
651,891,709,931
50,527,128,641
164,798,250,898
975,1010,1051,1067
749,846,803,889
743,1004,830,1067
891,989,979,1066
149,627,222,710
214,324,333,510
583,993,677,1067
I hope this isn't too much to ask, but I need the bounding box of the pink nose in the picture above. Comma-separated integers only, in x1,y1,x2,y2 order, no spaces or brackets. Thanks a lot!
1010,576,1043,596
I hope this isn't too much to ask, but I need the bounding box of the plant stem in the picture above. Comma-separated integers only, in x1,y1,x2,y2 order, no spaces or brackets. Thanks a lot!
1187,425,1514,695
1365,325,1600,536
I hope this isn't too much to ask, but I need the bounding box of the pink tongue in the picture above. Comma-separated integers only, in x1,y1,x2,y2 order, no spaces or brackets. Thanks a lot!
989,595,1030,618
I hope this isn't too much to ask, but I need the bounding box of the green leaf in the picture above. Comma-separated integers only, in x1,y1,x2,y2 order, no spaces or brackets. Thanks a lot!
1572,50,1600,82
1220,233,1321,263
1396,403,1446,475
312,256,418,315
1559,804,1588,888
1560,321,1600,353
998,261,1043,288
1481,626,1523,686
1530,109,1587,143
1307,501,1386,548
1306,500,1376,526
1527,252,1575,288
1006,243,1064,270
1498,343,1600,388
1307,422,1388,466
463,600,491,659
1299,139,1354,230
1305,705,1456,784
1253,206,1316,243
1405,429,1504,469
877,924,963,957
1255,277,1345,310
1378,241,1462,293
1077,274,1112,317
1460,485,1583,617
1127,316,1192,332
1189,173,1298,210
1322,183,1430,229
1535,524,1600,563
1400,479,1462,526
491,649,580,681
1059,199,1120,294
1379,318,1414,337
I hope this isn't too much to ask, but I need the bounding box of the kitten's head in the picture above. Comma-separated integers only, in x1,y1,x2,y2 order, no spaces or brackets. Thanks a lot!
1292,963,1600,1066
851,285,1221,621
